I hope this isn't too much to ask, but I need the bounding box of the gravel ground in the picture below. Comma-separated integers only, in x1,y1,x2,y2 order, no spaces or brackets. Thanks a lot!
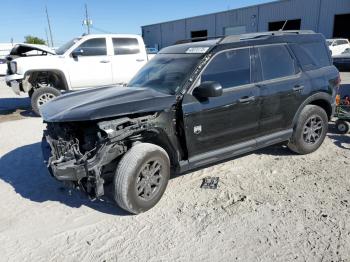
0,75,349,262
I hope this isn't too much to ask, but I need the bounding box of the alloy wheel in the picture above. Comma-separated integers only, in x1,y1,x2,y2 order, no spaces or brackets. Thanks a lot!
135,160,163,200
37,93,56,107
302,115,324,144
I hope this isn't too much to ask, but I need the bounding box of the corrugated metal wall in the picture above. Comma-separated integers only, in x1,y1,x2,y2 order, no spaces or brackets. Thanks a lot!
215,6,259,35
142,0,350,49
319,0,350,38
257,0,320,31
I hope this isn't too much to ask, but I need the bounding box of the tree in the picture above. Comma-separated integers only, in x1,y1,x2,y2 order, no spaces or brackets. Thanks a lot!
24,35,46,45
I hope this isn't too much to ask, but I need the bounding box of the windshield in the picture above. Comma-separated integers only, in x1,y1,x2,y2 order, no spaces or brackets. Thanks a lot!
55,38,81,55
128,54,201,95
326,40,333,46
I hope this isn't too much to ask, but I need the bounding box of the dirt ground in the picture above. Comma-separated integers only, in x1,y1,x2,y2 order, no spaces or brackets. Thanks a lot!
0,75,349,262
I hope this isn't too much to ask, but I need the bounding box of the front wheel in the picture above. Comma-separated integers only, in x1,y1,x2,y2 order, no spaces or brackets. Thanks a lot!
288,105,328,155
31,87,61,116
114,143,170,214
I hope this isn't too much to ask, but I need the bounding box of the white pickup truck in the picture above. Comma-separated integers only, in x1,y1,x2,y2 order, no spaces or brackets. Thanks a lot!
5,34,154,115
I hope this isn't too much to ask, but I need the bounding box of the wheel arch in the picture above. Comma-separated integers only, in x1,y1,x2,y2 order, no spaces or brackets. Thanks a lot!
139,129,180,172
25,69,70,91
293,92,333,127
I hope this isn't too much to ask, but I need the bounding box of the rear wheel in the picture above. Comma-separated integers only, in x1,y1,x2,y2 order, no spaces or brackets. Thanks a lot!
31,87,61,116
288,105,328,155
114,143,170,214
335,120,350,134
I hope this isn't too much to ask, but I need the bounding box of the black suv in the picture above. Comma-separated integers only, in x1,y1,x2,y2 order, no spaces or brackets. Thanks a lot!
41,31,340,214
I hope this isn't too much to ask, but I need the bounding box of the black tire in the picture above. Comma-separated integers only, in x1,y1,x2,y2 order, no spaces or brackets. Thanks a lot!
114,143,170,214
28,89,34,98
335,120,350,134
31,87,61,116
288,105,328,155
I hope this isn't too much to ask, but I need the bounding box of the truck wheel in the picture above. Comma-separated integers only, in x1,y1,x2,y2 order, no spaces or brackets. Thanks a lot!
31,87,61,116
335,120,350,134
288,105,328,155
114,143,170,214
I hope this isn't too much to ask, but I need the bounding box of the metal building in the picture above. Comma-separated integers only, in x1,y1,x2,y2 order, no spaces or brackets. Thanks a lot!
142,0,350,49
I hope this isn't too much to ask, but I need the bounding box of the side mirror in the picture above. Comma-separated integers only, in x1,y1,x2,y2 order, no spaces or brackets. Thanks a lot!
193,81,223,99
71,48,84,58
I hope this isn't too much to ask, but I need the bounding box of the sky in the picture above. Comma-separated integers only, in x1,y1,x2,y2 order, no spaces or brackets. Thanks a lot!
0,0,274,47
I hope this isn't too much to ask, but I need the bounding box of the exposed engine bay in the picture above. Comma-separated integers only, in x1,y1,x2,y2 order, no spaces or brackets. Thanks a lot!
43,114,158,199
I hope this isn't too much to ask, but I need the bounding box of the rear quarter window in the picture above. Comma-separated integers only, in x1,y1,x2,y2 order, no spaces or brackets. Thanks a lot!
113,38,140,55
290,42,331,70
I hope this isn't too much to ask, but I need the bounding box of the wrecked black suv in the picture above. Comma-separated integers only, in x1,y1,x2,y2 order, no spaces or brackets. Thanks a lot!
41,31,340,214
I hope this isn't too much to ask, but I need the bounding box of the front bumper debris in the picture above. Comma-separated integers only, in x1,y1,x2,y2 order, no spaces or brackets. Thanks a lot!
42,135,125,198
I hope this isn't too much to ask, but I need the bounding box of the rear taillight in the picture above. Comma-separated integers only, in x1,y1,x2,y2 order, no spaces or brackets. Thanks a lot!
336,94,341,106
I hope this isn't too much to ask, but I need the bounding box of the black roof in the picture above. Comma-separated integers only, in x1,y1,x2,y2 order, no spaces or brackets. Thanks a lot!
160,30,325,54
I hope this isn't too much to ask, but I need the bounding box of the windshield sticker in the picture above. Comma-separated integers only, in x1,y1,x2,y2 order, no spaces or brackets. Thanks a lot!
186,47,210,54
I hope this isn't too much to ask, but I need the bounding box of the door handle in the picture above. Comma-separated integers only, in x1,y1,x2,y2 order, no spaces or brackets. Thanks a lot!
100,60,110,63
293,85,304,92
239,96,256,103
136,58,145,62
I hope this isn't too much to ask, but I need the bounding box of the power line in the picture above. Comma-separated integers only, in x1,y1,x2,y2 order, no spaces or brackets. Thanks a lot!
91,26,111,34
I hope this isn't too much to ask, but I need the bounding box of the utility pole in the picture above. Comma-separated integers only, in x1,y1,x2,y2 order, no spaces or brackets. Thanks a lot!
83,4,92,34
45,6,54,47
45,29,50,46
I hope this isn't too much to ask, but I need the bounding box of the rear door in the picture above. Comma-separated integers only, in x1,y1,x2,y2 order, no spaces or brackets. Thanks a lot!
182,47,261,158
66,37,113,88
254,44,305,136
111,37,147,84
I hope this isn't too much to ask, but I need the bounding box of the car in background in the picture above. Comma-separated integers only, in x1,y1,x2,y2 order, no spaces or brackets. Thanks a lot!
327,38,350,56
5,34,153,115
0,58,7,76
333,48,350,71
146,47,159,54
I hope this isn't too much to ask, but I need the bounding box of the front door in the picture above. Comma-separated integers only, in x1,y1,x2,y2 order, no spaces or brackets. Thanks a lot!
182,47,261,158
66,37,113,88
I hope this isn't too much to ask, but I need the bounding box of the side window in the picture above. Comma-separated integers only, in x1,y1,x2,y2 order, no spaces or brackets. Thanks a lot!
258,45,296,80
113,38,140,55
337,40,348,45
290,42,331,69
76,38,107,56
201,48,251,89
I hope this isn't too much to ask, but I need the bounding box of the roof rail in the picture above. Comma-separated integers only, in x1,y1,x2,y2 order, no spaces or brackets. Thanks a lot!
175,36,224,45
174,30,316,46
221,30,315,44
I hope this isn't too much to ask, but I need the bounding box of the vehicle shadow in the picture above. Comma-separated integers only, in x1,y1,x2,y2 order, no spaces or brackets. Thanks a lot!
0,142,130,216
0,97,30,111
0,97,37,117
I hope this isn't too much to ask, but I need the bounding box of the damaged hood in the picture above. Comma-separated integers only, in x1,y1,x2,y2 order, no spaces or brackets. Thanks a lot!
40,86,176,122
9,43,56,56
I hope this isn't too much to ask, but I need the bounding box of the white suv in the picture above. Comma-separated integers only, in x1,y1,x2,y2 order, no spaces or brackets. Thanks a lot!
5,34,153,115
327,38,350,56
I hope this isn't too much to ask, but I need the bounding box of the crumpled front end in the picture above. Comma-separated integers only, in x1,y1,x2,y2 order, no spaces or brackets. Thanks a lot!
42,114,156,198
